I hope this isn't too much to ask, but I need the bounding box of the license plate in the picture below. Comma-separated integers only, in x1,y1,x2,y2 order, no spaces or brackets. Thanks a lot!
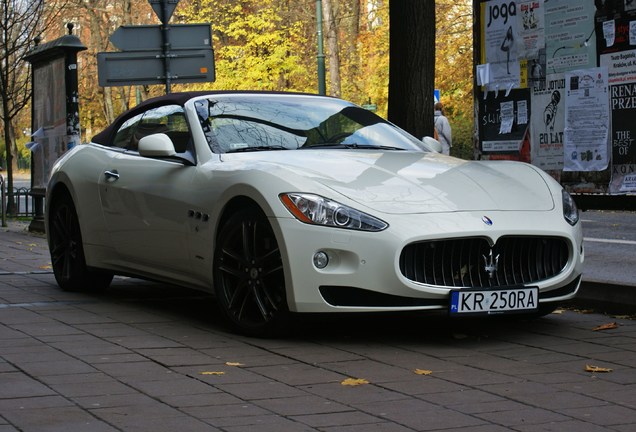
450,287,539,315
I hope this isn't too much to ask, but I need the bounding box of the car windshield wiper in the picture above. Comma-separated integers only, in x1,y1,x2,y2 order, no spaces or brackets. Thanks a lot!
303,143,405,151
225,145,289,153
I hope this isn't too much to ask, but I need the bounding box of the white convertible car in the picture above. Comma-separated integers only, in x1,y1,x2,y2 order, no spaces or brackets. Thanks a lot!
46,91,584,336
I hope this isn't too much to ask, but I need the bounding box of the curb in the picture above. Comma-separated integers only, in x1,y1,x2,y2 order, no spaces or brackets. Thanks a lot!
570,280,636,315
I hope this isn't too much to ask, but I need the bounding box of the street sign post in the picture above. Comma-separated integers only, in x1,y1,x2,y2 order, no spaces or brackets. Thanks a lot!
97,0,215,92
109,24,212,51
149,0,179,23
97,49,215,86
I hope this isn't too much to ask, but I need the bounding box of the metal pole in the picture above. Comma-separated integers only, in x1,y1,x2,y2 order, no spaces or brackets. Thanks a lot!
161,0,172,93
316,0,326,95
1,174,6,227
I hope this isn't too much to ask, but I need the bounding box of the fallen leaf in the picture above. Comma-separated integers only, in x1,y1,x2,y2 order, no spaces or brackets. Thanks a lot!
200,371,225,375
341,378,369,386
414,369,433,376
552,309,564,314
39,265,52,270
225,362,244,367
592,322,619,331
585,364,613,373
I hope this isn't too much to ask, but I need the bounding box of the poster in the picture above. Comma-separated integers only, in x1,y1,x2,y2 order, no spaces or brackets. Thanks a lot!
479,89,530,153
545,0,597,74
484,0,521,91
519,0,545,60
563,67,610,171
530,74,565,170
32,58,67,190
601,48,636,192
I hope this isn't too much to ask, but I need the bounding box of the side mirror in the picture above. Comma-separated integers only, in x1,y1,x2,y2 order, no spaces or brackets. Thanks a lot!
422,136,443,153
138,133,177,157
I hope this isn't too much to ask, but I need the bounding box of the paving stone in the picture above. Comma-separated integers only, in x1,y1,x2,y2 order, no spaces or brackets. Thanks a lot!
291,410,386,428
0,372,56,399
301,382,409,406
216,381,308,400
254,394,351,416
2,405,118,432
247,363,346,386
354,399,486,430
480,406,573,427
321,423,417,432
560,404,636,426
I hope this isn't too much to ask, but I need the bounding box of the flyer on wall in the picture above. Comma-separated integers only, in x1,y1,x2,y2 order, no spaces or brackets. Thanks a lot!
601,47,636,193
563,67,610,172
530,73,565,170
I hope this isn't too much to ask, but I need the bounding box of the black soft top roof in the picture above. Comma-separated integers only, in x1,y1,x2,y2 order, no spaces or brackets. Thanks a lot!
91,90,315,146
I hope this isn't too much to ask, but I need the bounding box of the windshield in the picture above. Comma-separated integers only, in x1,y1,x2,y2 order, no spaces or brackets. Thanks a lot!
194,95,428,154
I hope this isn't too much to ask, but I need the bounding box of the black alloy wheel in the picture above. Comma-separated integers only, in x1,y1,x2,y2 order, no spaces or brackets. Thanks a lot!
48,193,113,291
214,209,288,337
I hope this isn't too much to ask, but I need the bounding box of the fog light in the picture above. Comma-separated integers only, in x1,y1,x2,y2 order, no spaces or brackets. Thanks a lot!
313,251,329,269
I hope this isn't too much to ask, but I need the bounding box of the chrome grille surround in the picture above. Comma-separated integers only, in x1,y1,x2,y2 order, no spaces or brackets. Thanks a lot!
399,236,570,288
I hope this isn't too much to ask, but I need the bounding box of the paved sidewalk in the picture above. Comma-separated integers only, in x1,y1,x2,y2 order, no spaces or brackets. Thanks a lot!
1,221,635,432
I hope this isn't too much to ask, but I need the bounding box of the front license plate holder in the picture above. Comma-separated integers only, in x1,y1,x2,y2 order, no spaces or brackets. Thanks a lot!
449,286,539,315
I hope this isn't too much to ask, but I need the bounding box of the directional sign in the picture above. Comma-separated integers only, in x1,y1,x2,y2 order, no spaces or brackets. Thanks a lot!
97,49,215,86
110,24,212,51
149,0,180,23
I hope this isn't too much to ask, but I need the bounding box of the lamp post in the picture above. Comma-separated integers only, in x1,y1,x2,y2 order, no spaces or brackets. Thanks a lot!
316,0,326,95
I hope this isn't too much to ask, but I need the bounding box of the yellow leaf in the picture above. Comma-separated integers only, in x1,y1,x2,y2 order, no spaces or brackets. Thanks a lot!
592,322,619,331
341,378,369,386
585,364,613,373
225,362,244,367
414,369,433,376
200,371,225,375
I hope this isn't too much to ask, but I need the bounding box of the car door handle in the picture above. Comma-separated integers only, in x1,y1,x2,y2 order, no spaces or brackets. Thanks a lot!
104,170,120,180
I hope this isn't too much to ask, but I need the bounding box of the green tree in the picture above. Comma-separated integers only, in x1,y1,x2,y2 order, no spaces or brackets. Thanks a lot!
435,0,474,159
179,0,310,92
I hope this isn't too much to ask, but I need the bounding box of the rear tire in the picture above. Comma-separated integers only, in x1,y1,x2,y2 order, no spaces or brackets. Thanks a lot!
213,209,289,337
48,193,113,292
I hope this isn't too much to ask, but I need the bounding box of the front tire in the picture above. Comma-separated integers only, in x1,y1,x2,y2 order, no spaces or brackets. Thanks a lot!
213,209,289,337
48,193,113,291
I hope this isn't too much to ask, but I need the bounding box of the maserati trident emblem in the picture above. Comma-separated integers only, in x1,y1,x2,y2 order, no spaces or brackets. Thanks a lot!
482,249,500,279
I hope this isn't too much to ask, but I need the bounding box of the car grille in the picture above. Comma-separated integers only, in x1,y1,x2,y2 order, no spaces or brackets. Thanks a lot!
399,236,569,288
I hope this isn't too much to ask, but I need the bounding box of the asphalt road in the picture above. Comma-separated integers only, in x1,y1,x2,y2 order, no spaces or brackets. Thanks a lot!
580,210,636,289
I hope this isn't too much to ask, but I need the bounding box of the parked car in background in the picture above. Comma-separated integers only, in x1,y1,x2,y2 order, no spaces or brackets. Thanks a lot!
46,91,583,336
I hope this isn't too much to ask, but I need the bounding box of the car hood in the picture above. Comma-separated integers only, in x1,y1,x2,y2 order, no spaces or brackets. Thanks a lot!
228,151,555,214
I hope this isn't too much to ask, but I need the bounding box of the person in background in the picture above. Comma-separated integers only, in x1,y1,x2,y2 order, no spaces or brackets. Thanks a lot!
433,102,452,155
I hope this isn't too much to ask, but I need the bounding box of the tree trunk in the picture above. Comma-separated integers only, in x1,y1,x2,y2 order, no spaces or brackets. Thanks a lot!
322,0,341,97
2,115,15,215
387,0,435,139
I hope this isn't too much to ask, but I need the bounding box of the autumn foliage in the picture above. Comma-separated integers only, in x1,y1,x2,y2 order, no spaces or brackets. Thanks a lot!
29,0,473,157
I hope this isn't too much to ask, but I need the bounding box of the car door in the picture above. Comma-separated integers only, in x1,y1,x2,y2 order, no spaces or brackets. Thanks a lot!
97,105,197,279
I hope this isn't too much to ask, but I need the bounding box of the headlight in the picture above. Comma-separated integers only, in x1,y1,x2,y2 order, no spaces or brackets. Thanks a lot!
280,193,388,232
562,189,579,226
